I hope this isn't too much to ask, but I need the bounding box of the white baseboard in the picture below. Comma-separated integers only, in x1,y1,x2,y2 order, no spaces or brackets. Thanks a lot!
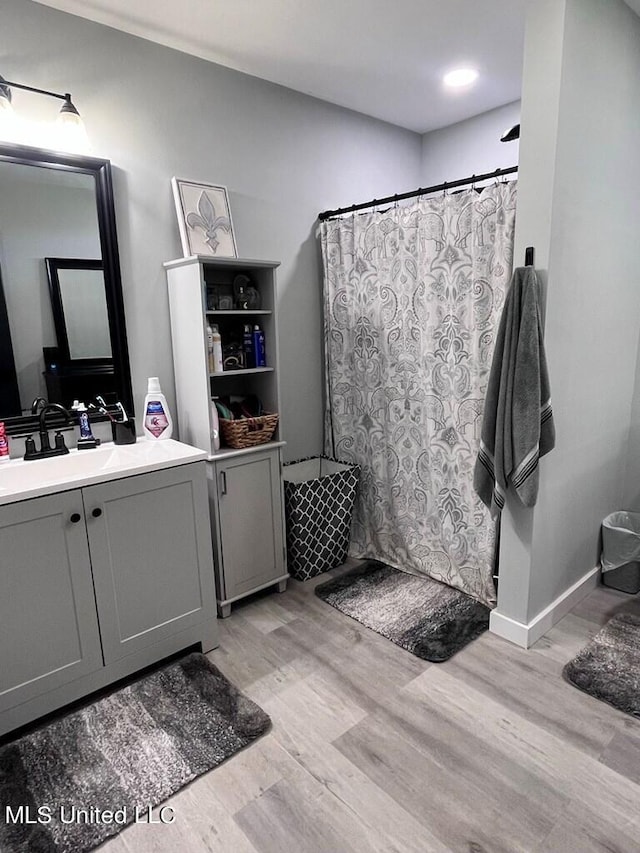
489,565,600,649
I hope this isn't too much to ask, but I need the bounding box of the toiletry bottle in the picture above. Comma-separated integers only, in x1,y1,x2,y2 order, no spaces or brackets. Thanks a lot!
243,324,254,368
211,325,224,373
142,377,173,440
235,285,248,310
210,397,220,452
0,422,10,462
75,402,99,449
206,324,215,374
252,325,266,367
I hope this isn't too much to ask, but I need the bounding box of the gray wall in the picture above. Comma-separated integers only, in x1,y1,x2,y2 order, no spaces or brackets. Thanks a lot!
421,101,521,184
498,0,640,624
2,0,422,460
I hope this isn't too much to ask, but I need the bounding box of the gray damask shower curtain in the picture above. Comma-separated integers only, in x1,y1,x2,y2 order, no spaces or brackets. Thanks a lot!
320,182,517,606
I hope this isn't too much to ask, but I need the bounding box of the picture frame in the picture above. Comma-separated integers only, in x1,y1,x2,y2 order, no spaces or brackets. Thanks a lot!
171,177,238,258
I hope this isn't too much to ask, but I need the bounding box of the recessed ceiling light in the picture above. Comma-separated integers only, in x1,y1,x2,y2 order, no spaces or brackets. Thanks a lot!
443,68,479,89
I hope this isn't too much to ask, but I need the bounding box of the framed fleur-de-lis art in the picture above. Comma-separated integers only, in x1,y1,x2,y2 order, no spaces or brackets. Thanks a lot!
171,177,238,258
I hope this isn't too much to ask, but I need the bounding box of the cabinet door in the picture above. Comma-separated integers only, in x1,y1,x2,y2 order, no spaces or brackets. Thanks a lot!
215,448,285,600
84,463,217,664
0,491,102,713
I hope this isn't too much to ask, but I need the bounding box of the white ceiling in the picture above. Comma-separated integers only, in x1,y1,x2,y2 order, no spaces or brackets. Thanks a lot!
32,0,530,133
28,0,640,134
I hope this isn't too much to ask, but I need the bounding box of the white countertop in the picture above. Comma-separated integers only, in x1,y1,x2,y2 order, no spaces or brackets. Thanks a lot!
0,438,207,506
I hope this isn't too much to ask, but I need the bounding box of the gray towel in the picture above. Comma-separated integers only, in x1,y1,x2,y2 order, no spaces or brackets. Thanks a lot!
474,266,555,517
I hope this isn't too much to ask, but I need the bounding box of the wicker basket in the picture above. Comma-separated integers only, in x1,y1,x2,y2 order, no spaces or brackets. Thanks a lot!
219,413,279,449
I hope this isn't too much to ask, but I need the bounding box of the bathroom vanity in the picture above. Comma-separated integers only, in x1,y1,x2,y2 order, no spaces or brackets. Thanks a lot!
0,439,218,737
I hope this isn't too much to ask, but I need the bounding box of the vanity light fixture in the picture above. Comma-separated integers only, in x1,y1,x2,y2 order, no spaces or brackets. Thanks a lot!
0,74,88,152
442,67,479,89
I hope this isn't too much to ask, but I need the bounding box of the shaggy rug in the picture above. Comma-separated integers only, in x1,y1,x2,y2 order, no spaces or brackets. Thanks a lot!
315,559,490,662
563,612,640,716
0,653,271,853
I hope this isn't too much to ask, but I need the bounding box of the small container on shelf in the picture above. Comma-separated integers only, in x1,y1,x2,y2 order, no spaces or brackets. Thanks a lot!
218,295,234,311
214,394,278,449
206,285,218,311
219,413,279,449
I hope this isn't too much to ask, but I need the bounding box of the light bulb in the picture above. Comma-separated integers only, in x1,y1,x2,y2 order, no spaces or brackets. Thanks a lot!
0,84,18,142
55,98,89,153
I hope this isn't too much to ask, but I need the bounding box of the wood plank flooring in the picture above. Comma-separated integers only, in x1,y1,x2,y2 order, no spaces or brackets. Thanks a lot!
101,564,640,852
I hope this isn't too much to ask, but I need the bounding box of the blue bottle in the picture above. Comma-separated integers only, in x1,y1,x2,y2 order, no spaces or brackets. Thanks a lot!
243,324,254,368
252,325,266,367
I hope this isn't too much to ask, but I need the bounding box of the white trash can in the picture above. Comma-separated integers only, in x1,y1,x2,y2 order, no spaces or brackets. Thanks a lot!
601,511,640,594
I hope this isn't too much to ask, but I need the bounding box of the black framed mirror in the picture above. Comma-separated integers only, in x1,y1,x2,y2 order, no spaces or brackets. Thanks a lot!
0,142,133,435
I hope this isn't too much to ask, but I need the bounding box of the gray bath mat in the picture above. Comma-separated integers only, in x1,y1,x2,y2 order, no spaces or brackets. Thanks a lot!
563,612,640,716
315,559,490,662
0,653,271,853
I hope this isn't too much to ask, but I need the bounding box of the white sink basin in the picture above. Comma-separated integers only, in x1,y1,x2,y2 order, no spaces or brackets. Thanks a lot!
0,439,207,505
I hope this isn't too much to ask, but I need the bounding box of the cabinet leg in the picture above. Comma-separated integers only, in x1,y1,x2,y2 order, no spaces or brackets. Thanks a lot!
217,602,232,618
276,578,288,594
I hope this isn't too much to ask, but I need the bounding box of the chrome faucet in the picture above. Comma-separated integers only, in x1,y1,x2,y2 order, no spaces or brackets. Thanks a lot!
24,403,72,460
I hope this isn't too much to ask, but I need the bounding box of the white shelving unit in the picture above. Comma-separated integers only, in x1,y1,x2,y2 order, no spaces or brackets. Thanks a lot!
165,255,288,616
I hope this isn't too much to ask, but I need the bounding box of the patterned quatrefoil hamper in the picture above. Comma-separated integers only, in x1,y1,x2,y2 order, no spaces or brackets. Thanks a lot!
283,456,360,581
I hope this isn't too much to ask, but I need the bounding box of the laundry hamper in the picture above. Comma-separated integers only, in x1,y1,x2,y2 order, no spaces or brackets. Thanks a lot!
283,456,360,581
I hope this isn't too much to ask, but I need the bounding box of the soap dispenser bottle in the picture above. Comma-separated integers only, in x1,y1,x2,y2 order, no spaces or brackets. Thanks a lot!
142,377,173,440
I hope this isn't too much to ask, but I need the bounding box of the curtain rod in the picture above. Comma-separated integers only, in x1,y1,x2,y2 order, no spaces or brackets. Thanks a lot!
318,165,518,222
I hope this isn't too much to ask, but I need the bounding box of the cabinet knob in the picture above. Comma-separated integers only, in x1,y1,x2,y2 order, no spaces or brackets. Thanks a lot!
70,512,82,524
91,507,103,518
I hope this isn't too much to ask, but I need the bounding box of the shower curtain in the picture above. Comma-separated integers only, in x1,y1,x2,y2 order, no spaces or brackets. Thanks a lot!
319,181,517,606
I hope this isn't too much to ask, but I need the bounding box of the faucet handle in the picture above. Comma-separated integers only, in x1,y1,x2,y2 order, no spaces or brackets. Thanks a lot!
54,432,69,454
24,435,36,459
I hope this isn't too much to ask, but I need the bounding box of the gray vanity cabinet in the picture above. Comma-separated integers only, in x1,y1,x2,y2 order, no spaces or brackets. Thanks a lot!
209,447,287,617
85,465,217,663
0,457,218,737
0,490,103,714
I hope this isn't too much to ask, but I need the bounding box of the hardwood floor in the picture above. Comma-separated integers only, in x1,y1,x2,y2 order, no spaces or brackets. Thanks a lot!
103,564,640,853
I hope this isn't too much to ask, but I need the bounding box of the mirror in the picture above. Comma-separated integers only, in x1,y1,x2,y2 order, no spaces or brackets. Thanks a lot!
46,259,112,361
0,143,133,433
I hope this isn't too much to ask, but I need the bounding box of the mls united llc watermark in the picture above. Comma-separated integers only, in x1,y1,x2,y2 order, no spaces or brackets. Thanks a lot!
5,804,175,826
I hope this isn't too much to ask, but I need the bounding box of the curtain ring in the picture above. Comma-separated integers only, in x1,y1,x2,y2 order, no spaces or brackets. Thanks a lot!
442,181,448,197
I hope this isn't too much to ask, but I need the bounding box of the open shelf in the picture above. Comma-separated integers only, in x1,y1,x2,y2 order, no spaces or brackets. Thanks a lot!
210,367,274,377
206,310,272,316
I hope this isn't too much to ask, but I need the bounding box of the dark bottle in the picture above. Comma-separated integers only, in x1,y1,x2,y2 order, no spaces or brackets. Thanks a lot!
252,325,266,367
243,324,255,368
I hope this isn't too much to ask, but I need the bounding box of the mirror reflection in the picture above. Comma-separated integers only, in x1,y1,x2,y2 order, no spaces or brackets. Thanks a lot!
46,259,112,360
0,159,115,415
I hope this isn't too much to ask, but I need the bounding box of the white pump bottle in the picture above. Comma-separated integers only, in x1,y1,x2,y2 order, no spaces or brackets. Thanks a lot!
142,377,173,440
